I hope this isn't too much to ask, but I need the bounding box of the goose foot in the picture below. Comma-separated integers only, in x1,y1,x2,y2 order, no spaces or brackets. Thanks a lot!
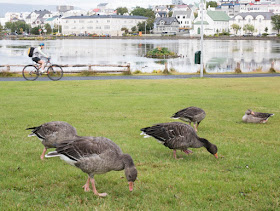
97,192,108,197
183,149,193,154
83,177,91,192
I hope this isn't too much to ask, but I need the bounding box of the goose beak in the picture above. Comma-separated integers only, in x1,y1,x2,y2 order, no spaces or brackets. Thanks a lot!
214,153,218,159
128,181,134,192
251,111,255,115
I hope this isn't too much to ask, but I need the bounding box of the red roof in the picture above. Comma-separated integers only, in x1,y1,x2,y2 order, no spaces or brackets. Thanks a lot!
249,3,254,5
93,8,100,12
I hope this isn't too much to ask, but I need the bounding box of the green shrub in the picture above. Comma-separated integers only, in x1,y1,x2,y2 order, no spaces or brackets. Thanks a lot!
80,70,97,76
0,71,13,77
133,70,142,74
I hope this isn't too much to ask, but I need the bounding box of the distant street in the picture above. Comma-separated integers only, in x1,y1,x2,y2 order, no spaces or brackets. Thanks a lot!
0,73,279,81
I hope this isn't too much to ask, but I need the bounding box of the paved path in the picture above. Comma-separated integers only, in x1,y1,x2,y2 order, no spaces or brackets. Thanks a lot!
0,73,279,81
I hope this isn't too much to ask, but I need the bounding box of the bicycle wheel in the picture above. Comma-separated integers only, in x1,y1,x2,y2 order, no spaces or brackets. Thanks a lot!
47,65,63,81
22,65,39,81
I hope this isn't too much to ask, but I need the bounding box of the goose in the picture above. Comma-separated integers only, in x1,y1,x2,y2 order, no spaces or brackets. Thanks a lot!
26,121,79,160
45,136,137,197
140,122,218,159
242,109,274,123
171,106,206,132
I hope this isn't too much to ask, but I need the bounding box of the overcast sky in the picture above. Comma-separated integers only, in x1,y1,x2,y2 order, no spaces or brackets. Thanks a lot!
0,0,197,10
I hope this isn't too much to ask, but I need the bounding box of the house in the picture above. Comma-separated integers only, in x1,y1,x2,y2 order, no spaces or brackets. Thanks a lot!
229,12,276,35
25,10,53,28
216,3,241,17
61,15,148,36
193,10,230,35
153,17,180,34
155,11,168,18
172,9,194,31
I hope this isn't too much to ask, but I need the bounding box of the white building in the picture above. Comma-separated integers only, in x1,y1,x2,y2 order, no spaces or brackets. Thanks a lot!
25,10,53,28
61,15,148,36
229,12,276,35
172,9,194,30
193,10,230,35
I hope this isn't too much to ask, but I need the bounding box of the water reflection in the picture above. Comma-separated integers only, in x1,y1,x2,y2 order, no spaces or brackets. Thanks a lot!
0,39,279,73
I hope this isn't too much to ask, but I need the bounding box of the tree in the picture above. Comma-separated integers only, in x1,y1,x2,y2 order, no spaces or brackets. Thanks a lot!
206,1,218,8
116,7,128,15
5,21,30,34
271,15,280,34
168,11,173,17
121,27,129,34
231,24,241,35
131,26,137,32
0,23,3,32
30,26,40,35
44,23,52,34
243,24,254,34
131,7,155,18
264,27,268,33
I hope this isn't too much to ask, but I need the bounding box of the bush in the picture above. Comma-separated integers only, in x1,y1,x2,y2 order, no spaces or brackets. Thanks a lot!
133,70,142,74
80,70,97,76
146,47,178,58
234,67,242,74
169,67,176,72
268,67,276,73
0,71,13,77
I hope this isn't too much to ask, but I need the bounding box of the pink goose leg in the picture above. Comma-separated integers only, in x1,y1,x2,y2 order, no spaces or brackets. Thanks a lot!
90,177,108,197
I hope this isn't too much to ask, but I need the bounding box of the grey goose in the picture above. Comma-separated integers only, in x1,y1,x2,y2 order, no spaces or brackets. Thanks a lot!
171,106,206,132
26,121,79,160
141,122,218,159
242,109,274,123
46,136,137,197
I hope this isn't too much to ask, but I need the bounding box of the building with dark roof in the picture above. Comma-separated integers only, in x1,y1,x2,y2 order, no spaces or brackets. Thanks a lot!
153,17,180,34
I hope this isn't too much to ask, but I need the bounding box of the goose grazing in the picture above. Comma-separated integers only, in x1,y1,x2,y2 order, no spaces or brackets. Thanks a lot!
140,122,218,159
26,121,79,160
45,137,137,197
171,106,206,132
242,109,274,123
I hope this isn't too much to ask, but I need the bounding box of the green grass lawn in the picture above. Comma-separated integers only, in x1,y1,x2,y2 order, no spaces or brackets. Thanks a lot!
0,78,279,210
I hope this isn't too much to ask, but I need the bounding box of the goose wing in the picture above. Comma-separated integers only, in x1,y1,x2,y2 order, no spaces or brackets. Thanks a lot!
56,137,121,161
141,122,196,150
253,112,274,119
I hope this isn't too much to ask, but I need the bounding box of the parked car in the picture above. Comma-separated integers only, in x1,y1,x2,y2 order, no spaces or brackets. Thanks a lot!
267,33,277,37
243,33,253,37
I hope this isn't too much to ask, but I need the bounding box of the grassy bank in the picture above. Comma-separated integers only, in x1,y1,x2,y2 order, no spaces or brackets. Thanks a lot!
0,78,279,210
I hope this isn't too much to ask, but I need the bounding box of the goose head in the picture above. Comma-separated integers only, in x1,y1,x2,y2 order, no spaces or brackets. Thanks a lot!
122,154,138,191
245,109,255,115
200,138,218,158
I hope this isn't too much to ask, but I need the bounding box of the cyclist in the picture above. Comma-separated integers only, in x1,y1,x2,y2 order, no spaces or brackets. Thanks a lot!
32,43,50,72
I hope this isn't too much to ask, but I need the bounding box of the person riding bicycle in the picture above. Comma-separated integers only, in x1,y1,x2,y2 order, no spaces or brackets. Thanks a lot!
32,43,50,72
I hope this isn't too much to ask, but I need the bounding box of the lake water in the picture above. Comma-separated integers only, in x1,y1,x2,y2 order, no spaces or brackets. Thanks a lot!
0,38,279,73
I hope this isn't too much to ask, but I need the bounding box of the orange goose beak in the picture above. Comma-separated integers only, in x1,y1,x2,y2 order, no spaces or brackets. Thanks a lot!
214,153,218,159
129,181,134,192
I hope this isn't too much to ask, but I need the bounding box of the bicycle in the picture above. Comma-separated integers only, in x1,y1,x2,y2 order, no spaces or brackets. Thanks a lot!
22,58,63,81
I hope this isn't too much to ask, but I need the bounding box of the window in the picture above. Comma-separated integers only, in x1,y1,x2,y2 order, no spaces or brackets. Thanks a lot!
87,26,93,29
88,20,93,23
177,16,180,19
259,18,261,23
79,20,84,23
104,25,110,29
107,20,110,23
96,26,101,29
183,16,185,18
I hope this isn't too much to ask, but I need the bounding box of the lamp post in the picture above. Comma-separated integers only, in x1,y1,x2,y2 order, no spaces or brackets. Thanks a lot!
145,21,146,35
200,0,204,78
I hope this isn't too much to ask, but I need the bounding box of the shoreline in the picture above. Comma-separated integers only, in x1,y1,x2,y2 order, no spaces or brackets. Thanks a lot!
1,35,279,41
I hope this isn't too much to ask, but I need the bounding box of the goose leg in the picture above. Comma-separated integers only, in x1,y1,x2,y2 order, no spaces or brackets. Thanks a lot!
40,147,47,160
83,177,91,192
173,150,177,159
193,124,198,132
90,177,107,197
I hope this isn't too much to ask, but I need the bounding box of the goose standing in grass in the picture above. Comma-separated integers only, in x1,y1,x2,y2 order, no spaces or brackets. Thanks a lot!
26,121,79,160
140,122,218,159
242,109,274,123
45,137,137,197
171,106,206,132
